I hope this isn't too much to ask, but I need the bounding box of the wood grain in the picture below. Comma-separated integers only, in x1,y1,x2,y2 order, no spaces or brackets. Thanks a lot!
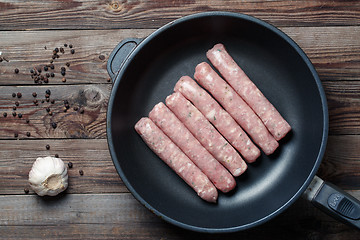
0,27,359,86
0,192,359,239
0,0,359,31
0,84,110,139
0,139,125,195
1,135,359,195
1,81,360,139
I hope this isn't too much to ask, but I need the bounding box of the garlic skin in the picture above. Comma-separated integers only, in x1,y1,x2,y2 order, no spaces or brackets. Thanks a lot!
28,156,68,196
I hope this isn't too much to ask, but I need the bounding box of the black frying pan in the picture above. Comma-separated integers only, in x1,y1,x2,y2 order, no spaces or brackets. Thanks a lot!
106,12,360,232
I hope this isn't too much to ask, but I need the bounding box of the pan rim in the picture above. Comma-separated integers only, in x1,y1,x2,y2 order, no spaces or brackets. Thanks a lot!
106,11,329,233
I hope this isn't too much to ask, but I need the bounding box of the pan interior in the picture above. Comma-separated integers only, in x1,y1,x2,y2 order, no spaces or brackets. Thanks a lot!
109,14,326,231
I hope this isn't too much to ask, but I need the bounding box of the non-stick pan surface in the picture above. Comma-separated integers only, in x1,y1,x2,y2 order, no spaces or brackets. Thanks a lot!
107,12,328,233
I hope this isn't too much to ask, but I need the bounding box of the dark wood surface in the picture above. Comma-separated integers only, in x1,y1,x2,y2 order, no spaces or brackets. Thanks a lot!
1,1,359,239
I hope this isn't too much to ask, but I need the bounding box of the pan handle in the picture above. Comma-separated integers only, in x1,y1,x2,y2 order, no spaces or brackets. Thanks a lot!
305,175,360,229
106,38,143,83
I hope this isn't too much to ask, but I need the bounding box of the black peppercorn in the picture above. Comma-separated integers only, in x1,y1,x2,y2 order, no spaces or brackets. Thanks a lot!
15,101,19,106
55,154,59,158
66,62,70,67
13,106,16,110
79,170,84,176
3,112,7,117
46,107,50,112
32,92,37,97
64,43,68,47
26,119,30,124
45,89,51,95
62,77,66,83
12,93,16,97
18,113,22,118
71,49,75,54
46,144,50,150
50,64,54,69
24,187,29,194
54,47,59,53
12,112,16,117
46,73,50,78
44,77,49,83
61,71,66,76
17,92,22,98
14,133,18,138
51,99,55,104
51,122,57,129
26,132,30,137
73,106,78,111
68,162,73,168
79,108,84,114
44,66,48,71
69,44,73,48
14,68,19,74
50,72,55,78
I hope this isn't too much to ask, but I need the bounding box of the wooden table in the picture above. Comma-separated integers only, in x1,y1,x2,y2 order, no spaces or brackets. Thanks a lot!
1,1,359,239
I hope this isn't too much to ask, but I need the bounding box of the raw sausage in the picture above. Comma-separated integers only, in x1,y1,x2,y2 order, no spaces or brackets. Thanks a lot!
166,92,247,176
135,117,218,203
194,62,278,155
207,43,291,141
174,76,261,161
149,102,236,193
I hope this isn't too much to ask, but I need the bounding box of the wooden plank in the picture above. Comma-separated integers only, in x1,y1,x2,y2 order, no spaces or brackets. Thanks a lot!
0,192,359,239
0,139,126,195
0,27,358,86
0,29,154,85
0,84,110,139
1,81,360,139
0,135,359,195
0,0,359,31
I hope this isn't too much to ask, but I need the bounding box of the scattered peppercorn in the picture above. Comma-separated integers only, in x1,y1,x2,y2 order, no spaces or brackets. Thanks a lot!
63,107,67,112
64,43,68,47
12,93,16,97
107,78,111,82
73,106,78,111
69,44,73,48
54,47,59,53
66,62,70,67
30,69,34,74
51,122,57,129
99,55,105,60
37,67,42,73
46,107,50,112
14,68,19,74
62,77,66,83
13,106,16,110
41,100,44,103
51,99,55,104
24,187,29,194
64,100,69,105
14,133,18,138
50,64,54,69
33,99,38,105
44,66,48,71
71,49,75,54
18,113,22,118
55,154,59,158
44,77,49,83
45,93,50,98
46,98,50,102
79,108,84,114
12,112,16,117
60,47,64,54
50,73,55,78
46,73,50,78
32,92,37,97
26,132,30,137
3,112,7,117
26,119,30,124
65,104,70,109
68,162,73,168
15,101,19,106
17,92,22,98
46,144,50,150
48,111,53,116
61,71,66,76
45,89,51,95
79,170,84,176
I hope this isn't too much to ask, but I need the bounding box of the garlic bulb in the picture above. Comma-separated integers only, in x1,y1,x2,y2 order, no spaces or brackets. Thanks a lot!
28,156,68,196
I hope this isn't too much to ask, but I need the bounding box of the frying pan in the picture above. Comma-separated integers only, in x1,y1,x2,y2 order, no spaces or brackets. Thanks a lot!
106,12,360,232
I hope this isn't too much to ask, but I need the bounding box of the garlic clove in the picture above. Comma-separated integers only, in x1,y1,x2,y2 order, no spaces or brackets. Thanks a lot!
29,156,68,196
